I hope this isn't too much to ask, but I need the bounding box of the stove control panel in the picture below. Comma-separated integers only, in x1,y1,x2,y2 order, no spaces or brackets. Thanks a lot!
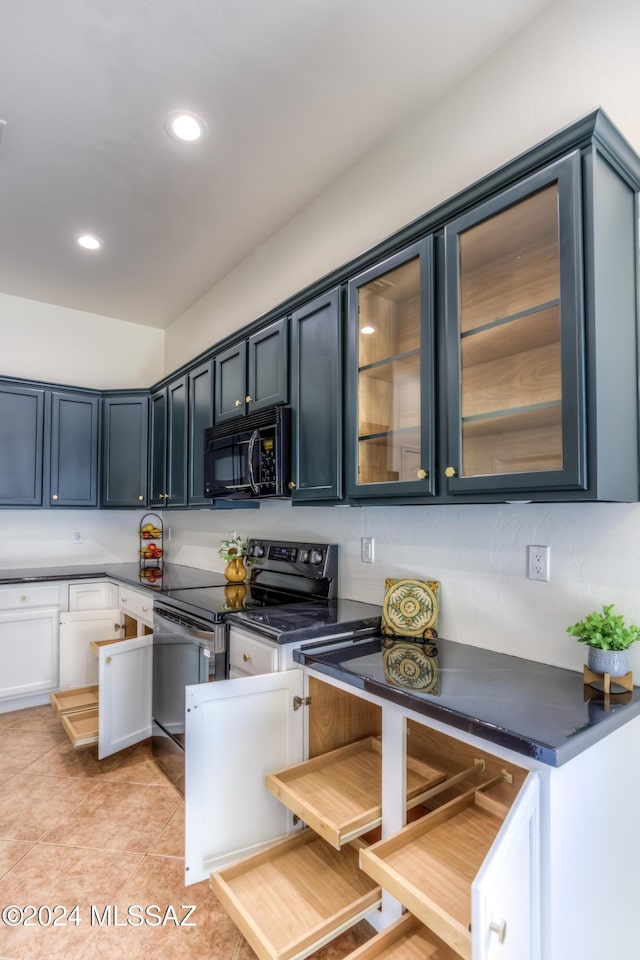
247,539,337,586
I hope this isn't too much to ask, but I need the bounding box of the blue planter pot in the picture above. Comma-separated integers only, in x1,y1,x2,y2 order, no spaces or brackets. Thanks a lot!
587,647,628,677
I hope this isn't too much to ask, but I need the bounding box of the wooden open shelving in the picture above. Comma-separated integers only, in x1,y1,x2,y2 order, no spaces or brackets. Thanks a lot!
210,830,381,960
346,912,461,960
50,685,98,717
266,736,448,850
51,684,100,747
359,780,510,960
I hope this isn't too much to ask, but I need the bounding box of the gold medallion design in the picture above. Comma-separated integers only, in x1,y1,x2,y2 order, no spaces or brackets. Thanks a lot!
381,578,440,638
382,640,439,693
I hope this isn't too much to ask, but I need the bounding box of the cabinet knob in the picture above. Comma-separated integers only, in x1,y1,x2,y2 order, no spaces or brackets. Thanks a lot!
444,466,458,478
121,597,127,604
288,481,296,490
242,653,252,662
489,920,507,944
138,495,144,501
20,595,27,602
416,468,427,480
52,494,58,500
245,395,253,403
142,606,149,613
235,399,242,407
113,623,121,631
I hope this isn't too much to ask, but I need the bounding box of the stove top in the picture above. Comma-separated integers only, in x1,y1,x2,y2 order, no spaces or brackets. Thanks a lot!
159,583,311,621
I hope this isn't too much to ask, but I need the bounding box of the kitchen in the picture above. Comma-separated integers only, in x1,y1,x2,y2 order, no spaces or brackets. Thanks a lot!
2,1,640,959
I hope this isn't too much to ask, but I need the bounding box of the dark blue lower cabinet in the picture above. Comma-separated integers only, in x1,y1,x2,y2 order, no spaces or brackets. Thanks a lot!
49,391,99,507
0,382,45,506
101,395,149,507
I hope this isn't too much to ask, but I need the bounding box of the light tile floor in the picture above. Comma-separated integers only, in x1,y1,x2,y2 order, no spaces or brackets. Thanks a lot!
0,704,373,960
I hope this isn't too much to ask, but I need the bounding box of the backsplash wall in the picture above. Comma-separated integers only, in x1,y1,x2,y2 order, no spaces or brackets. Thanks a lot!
166,499,640,677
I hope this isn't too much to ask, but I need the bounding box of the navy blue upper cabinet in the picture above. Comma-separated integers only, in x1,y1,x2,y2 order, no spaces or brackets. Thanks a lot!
345,238,435,500
187,359,214,506
0,382,45,506
443,154,585,496
101,395,149,508
149,376,188,508
215,317,288,424
290,289,342,502
49,391,99,507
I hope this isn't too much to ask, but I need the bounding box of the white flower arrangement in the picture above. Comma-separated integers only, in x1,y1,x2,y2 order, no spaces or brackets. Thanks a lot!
218,534,248,563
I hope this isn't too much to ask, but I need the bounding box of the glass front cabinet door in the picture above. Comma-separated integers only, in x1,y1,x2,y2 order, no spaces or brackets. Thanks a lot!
346,237,435,499
443,153,585,496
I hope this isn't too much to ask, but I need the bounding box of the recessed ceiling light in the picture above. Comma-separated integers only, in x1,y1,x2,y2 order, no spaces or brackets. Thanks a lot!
361,325,376,335
165,110,207,143
76,234,102,251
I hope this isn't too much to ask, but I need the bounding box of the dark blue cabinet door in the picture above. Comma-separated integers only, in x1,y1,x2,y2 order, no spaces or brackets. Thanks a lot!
291,290,342,502
247,317,288,413
149,389,167,507
215,342,246,424
0,382,45,506
188,360,214,506
101,396,148,507
49,391,99,507
167,375,188,507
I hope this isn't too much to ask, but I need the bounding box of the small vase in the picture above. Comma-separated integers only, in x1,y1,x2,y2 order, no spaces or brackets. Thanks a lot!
224,557,247,583
587,646,628,678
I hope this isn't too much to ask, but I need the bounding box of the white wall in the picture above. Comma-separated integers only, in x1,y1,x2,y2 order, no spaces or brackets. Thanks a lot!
162,0,640,676
0,292,163,388
0,510,143,569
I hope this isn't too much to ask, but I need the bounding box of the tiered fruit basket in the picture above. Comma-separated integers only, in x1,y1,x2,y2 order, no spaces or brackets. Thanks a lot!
139,512,163,586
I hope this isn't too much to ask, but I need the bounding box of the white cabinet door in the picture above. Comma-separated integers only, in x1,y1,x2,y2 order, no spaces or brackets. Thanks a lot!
0,607,59,700
98,633,152,759
68,581,118,611
59,609,123,689
472,772,540,960
185,669,305,885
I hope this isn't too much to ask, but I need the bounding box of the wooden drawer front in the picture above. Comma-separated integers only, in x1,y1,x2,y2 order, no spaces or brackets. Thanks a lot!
359,783,509,960
211,830,381,960
0,584,60,609
50,685,99,716
345,912,459,959
229,630,278,677
60,708,99,748
118,587,153,625
266,736,447,850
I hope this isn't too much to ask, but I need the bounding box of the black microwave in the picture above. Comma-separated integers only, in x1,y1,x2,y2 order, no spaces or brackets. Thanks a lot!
203,405,291,499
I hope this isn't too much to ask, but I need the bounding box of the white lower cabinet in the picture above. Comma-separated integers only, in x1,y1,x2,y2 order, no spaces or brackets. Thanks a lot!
185,668,539,960
0,583,61,707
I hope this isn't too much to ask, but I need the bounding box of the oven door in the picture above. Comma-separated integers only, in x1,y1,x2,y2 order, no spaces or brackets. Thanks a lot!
152,605,227,746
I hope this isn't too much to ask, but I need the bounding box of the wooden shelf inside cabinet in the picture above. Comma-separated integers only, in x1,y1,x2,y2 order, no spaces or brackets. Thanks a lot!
90,637,123,656
347,911,461,960
359,782,511,960
60,708,99,748
50,685,99,717
266,736,446,850
211,829,381,960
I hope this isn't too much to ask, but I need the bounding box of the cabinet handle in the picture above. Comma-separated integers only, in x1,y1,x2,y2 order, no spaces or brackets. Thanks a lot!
242,653,252,662
245,395,253,403
142,606,149,613
288,481,296,490
20,595,27,602
138,495,144,501
235,399,242,407
444,466,458,478
416,468,428,480
113,623,121,631
489,920,507,944
121,597,127,604
52,494,58,500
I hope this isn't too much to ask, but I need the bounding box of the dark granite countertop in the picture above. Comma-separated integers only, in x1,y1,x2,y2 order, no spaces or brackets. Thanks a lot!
294,634,640,767
0,562,225,593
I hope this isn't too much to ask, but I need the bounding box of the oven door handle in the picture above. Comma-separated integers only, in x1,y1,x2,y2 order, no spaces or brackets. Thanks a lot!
247,429,260,495
154,607,226,645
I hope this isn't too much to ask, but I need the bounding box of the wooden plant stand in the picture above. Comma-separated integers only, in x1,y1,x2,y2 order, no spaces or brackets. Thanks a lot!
583,664,633,696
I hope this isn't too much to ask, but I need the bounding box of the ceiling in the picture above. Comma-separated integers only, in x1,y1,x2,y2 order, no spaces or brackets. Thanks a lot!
0,0,551,329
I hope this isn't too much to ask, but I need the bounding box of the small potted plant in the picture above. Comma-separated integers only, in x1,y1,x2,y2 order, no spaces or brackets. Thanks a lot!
567,603,640,677
218,534,249,583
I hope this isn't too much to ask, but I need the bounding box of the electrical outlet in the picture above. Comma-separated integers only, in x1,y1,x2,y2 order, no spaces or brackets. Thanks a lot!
72,529,84,544
528,544,550,581
361,537,375,563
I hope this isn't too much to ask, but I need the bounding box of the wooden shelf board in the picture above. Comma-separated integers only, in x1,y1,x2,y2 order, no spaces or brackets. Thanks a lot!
89,637,122,656
266,737,446,850
346,911,461,959
60,707,99,748
50,685,99,716
211,830,380,960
